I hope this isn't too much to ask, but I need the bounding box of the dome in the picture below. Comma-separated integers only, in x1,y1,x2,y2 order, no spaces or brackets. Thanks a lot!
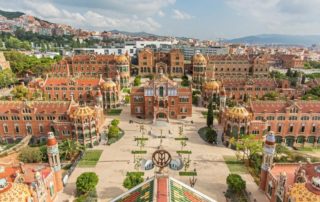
115,55,129,64
204,80,220,91
47,132,57,146
102,79,116,90
226,106,251,119
72,106,95,118
265,131,276,146
193,53,207,64
0,183,31,202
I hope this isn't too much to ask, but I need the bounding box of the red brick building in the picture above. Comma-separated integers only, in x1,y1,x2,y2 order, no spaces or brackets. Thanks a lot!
130,73,192,121
278,54,304,69
28,75,121,110
221,100,320,147
51,53,130,88
192,53,270,89
259,132,320,202
138,49,184,77
0,100,104,147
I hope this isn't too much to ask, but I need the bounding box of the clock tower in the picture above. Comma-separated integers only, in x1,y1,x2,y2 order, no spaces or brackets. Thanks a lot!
47,132,63,191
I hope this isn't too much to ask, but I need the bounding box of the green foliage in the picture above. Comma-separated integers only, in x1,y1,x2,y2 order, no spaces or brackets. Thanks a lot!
123,172,144,190
39,145,48,162
76,172,99,195
181,75,190,87
0,10,24,19
261,91,279,101
223,156,248,174
75,189,98,202
226,174,246,194
78,150,103,167
59,139,84,161
304,61,320,69
106,108,122,115
124,95,130,104
4,51,60,75
0,69,17,88
18,146,43,163
230,135,263,165
206,101,214,127
302,86,320,100
270,71,287,79
5,36,31,50
133,75,141,86
226,98,236,107
108,125,120,139
11,85,29,100
111,119,120,127
206,128,217,144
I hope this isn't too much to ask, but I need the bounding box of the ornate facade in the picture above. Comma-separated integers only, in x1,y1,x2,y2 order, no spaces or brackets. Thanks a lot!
51,53,130,88
138,48,184,77
221,100,320,147
192,53,270,89
0,133,63,202
28,75,121,110
260,132,320,202
130,73,192,121
0,100,104,147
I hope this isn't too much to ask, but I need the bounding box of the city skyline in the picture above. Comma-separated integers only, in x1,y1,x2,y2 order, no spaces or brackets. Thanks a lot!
0,0,320,40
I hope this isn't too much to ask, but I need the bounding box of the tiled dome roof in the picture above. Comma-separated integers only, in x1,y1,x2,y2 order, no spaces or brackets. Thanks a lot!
72,106,95,118
193,53,207,64
115,55,129,64
102,79,116,90
204,80,220,91
226,106,251,119
0,183,31,202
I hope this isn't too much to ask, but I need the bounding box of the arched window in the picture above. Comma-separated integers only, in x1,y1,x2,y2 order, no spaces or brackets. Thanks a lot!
159,86,164,97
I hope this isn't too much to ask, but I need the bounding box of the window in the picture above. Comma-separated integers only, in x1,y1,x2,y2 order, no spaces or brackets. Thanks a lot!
289,124,294,133
159,86,164,97
3,124,8,133
171,99,175,105
39,125,44,133
301,116,309,121
277,116,285,120
252,130,259,134
15,125,19,133
278,125,282,133
255,116,263,120
300,125,305,133
180,108,188,113
267,116,275,121
312,124,316,133
290,107,298,113
133,96,144,103
170,111,175,116
267,181,273,197
179,97,189,103
289,116,297,121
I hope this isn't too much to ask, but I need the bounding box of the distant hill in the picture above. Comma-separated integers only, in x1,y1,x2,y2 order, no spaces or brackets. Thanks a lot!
227,34,320,46
0,10,24,19
109,30,160,38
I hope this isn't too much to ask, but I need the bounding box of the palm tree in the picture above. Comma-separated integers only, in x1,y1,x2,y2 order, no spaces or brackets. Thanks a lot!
59,139,84,161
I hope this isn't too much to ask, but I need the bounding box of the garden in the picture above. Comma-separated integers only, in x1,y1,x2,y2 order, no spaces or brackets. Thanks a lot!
107,119,125,145
78,150,103,168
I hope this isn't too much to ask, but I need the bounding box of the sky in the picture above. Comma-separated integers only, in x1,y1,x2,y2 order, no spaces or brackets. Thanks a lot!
0,0,320,40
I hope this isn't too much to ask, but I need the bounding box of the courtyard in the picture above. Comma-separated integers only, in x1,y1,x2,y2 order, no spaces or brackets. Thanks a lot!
57,105,267,202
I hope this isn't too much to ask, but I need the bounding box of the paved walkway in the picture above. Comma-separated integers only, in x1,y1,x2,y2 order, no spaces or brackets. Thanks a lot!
56,106,267,202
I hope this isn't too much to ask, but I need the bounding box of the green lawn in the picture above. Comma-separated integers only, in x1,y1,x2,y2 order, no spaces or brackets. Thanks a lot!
296,146,320,152
78,150,103,167
223,155,248,174
106,109,122,115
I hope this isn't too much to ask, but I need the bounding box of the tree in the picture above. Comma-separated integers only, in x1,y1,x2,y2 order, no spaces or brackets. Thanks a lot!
123,172,144,189
76,172,99,195
133,76,141,86
206,101,214,127
206,128,217,144
111,119,120,127
286,68,293,77
39,145,48,162
262,91,279,101
108,125,120,138
11,85,29,100
18,146,43,163
230,134,263,165
59,139,84,161
0,69,17,88
181,75,190,87
226,174,246,194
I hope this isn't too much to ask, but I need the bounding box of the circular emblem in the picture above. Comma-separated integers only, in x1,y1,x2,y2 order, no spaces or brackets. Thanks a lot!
152,149,171,168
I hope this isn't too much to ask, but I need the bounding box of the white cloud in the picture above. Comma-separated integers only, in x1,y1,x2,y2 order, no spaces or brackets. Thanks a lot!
158,10,165,17
226,0,320,34
172,9,193,20
0,0,166,32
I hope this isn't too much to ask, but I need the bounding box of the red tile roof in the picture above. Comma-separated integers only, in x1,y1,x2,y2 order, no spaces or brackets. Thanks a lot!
157,177,168,202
